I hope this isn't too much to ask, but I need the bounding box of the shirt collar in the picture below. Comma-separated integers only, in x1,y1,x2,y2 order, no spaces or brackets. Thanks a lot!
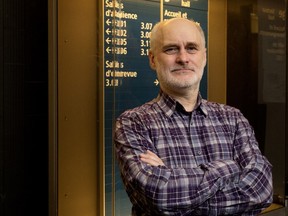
156,90,208,117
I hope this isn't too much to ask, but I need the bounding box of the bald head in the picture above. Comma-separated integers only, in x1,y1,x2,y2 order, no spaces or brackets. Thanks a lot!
149,18,206,53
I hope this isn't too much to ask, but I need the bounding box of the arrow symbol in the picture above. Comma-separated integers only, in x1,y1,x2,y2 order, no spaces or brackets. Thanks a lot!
106,19,112,26
106,47,111,54
106,37,111,44
154,79,159,86
106,28,111,35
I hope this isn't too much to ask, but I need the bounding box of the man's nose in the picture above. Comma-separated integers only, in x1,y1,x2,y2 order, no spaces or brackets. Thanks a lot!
176,49,189,64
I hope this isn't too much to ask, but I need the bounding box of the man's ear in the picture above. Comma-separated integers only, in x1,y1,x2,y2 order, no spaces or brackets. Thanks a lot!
148,51,156,70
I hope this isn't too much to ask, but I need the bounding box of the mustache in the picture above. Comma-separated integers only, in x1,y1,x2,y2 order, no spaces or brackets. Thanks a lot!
171,67,194,72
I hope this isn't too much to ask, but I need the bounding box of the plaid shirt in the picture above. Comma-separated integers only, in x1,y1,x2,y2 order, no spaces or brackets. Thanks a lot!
114,91,273,216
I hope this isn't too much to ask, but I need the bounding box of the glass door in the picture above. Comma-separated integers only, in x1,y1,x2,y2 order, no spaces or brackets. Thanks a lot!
227,0,287,211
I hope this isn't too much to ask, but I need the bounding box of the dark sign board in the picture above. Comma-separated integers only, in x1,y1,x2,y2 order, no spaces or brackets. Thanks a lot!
258,0,286,103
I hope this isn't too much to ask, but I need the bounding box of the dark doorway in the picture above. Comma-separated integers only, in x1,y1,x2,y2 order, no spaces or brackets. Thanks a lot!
0,1,49,215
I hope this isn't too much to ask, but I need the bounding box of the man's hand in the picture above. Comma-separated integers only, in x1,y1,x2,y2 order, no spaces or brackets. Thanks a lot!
140,150,165,166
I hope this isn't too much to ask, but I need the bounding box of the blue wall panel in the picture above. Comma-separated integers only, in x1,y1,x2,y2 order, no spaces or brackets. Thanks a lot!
104,1,208,215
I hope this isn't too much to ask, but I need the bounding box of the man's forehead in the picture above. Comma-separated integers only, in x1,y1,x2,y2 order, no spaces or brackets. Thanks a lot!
160,26,204,46
160,30,202,45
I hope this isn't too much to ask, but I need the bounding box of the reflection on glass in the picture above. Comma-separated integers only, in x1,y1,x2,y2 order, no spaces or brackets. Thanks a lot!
227,0,286,210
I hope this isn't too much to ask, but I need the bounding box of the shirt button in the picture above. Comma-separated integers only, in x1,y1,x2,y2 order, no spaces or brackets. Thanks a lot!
197,150,202,155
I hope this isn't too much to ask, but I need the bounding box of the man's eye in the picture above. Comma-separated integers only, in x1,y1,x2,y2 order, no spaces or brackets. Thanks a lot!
186,46,198,54
164,47,178,55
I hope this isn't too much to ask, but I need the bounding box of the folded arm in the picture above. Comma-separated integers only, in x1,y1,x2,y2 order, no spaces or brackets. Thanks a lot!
141,143,272,215
115,116,241,215
209,113,273,215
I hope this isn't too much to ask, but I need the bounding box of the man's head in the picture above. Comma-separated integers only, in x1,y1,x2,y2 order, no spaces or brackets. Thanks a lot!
149,18,207,95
